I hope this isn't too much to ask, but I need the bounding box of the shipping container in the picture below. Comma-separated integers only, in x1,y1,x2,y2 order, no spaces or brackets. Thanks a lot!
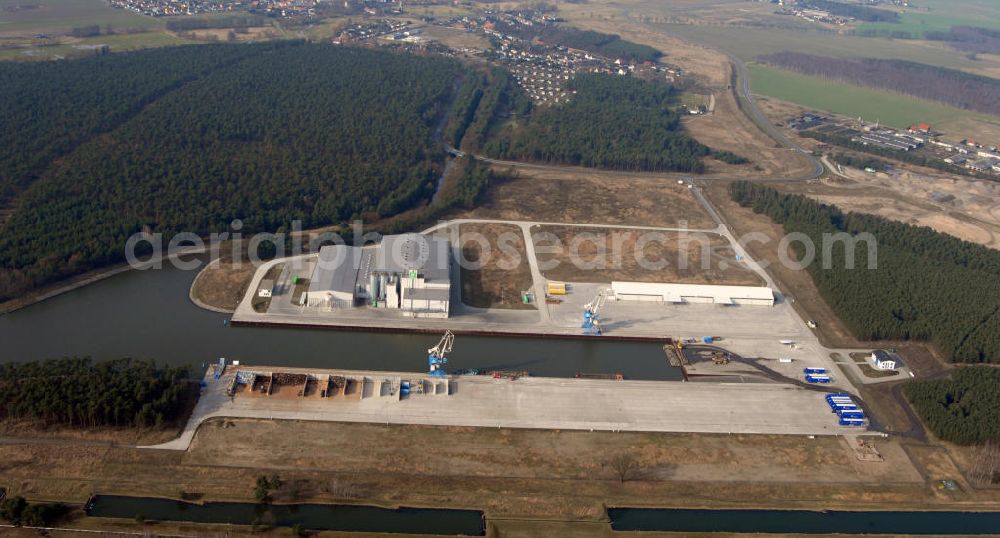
839,417,866,426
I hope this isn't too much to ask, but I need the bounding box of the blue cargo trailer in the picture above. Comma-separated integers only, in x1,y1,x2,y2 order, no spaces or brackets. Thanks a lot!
806,375,832,384
826,393,851,400
838,410,865,419
804,367,827,374
832,404,859,412
839,417,866,426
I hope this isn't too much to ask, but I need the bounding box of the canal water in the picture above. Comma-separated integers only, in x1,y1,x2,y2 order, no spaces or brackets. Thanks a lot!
0,265,681,380
88,496,485,535
609,508,1000,535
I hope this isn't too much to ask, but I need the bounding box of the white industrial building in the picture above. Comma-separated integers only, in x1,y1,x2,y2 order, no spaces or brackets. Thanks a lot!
306,245,363,309
369,233,451,318
870,350,897,371
610,281,775,306
304,234,451,318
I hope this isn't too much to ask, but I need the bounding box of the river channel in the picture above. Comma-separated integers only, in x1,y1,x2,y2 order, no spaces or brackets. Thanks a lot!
0,265,680,380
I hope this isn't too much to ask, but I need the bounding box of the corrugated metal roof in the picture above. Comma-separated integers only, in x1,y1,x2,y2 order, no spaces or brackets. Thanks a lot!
611,281,774,303
309,245,363,296
374,233,450,283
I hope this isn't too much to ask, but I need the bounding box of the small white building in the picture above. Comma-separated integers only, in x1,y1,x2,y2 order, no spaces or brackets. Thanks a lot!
870,350,897,370
258,279,274,298
611,282,775,306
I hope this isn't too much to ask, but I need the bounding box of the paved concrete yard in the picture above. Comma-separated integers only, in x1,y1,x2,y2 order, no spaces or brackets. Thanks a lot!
145,366,862,451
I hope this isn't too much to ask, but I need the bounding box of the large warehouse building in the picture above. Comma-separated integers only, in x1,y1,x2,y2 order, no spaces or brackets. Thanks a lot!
611,281,775,306
305,234,452,318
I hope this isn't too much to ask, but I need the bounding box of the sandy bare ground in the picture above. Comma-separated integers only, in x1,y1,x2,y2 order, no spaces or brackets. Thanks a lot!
448,169,716,229
458,222,536,309
782,173,1000,250
189,257,258,312
531,225,764,286
752,95,1000,250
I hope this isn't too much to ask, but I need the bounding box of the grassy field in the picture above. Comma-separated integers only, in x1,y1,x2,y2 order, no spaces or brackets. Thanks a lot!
0,31,193,60
658,23,1000,79
0,0,159,34
856,0,1000,38
748,63,990,129
856,11,1000,38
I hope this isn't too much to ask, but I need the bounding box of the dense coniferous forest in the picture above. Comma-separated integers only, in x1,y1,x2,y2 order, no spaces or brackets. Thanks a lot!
904,367,1000,444
729,181,1000,363
447,73,487,148
0,42,463,302
803,0,900,22
0,358,192,428
483,74,711,172
491,22,661,63
0,44,263,201
758,53,1000,116
464,67,532,151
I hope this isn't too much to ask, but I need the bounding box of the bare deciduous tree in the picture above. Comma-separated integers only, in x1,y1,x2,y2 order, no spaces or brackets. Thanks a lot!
609,453,640,483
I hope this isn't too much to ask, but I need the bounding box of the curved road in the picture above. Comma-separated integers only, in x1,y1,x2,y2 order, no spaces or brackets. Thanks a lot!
728,55,825,181
446,49,826,184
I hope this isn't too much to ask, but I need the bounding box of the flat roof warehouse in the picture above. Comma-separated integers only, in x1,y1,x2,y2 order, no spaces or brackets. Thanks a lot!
305,234,452,318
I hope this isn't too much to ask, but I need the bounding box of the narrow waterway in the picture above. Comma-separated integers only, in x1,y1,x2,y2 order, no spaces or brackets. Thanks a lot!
609,508,1000,535
0,265,680,380
88,496,485,535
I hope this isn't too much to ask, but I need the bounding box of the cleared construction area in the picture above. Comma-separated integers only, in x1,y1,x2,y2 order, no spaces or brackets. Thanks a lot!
457,222,536,310
147,365,861,451
531,225,764,286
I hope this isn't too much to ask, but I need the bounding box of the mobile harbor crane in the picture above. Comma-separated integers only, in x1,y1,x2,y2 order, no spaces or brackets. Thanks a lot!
427,330,454,377
581,288,610,336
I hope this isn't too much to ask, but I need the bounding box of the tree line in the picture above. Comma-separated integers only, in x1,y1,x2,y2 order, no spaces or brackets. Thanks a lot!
830,153,887,171
904,367,1000,444
758,52,1000,116
165,15,268,32
803,0,900,22
0,42,463,302
0,358,192,429
492,21,661,63
926,26,1000,55
483,73,713,173
1,496,70,527
729,181,1000,363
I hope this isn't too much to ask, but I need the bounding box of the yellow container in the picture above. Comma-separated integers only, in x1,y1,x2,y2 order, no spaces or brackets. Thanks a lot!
546,282,567,295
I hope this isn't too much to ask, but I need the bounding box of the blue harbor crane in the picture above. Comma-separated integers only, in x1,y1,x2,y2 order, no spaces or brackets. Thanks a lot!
581,288,610,336
427,330,454,377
